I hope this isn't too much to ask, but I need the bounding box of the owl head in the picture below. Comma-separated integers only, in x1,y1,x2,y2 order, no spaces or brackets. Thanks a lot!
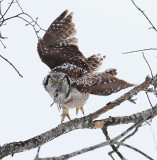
43,72,74,105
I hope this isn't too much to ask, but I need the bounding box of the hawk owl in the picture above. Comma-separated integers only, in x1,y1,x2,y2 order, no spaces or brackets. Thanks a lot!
37,10,134,122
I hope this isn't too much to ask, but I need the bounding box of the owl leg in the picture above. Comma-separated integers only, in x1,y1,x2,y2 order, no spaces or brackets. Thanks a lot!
76,105,84,115
61,106,71,123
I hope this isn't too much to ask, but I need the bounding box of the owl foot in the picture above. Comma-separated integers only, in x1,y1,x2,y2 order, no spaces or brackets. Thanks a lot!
76,106,84,115
61,107,71,123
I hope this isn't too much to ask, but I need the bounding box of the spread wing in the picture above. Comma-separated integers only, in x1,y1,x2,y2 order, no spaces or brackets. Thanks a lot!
37,10,90,77
75,71,134,95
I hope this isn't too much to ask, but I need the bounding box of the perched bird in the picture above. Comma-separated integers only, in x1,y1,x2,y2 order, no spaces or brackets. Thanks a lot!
37,10,133,122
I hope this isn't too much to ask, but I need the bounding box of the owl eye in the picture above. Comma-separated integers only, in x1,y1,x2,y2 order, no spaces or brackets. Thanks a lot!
50,79,54,83
60,79,64,83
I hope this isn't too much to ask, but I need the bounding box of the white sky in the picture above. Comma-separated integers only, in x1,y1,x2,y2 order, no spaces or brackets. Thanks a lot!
0,0,157,160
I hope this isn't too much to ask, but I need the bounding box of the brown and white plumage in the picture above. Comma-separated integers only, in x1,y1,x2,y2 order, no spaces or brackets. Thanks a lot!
37,10,134,122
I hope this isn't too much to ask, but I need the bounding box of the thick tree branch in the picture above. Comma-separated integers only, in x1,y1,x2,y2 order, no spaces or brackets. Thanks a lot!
36,118,150,160
0,117,94,159
36,106,157,160
0,101,156,159
94,104,157,128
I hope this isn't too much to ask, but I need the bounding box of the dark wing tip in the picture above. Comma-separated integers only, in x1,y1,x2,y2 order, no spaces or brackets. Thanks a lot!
125,82,135,87
55,9,69,22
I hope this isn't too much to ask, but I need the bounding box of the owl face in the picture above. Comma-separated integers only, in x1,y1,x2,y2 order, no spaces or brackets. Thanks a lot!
43,72,73,105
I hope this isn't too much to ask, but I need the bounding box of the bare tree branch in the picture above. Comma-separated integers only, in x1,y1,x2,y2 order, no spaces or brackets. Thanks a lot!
36,118,147,160
96,104,157,128
0,54,23,77
122,48,157,54
131,0,157,32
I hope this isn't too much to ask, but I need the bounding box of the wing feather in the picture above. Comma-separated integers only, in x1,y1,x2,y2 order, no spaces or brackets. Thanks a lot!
75,72,134,95
86,54,106,72
37,10,90,76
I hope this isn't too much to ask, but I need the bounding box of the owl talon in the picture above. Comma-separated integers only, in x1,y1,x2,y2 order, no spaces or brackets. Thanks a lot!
76,108,79,115
61,106,71,123
80,106,84,115
76,106,84,115
61,113,71,123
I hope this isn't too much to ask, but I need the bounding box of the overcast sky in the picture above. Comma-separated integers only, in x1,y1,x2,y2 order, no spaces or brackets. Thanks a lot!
0,0,157,160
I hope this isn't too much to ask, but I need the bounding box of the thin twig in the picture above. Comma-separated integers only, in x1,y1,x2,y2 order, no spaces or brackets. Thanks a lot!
0,0,14,21
131,0,157,32
122,48,157,54
18,16,40,39
15,0,24,12
142,52,153,77
144,88,157,97
0,12,45,39
109,127,139,157
102,128,126,160
148,124,157,154
0,39,6,48
0,54,23,77
114,142,154,160
145,92,154,108
34,147,41,160
0,0,46,43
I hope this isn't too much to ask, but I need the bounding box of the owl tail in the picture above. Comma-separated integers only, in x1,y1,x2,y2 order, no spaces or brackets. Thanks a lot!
76,71,134,96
